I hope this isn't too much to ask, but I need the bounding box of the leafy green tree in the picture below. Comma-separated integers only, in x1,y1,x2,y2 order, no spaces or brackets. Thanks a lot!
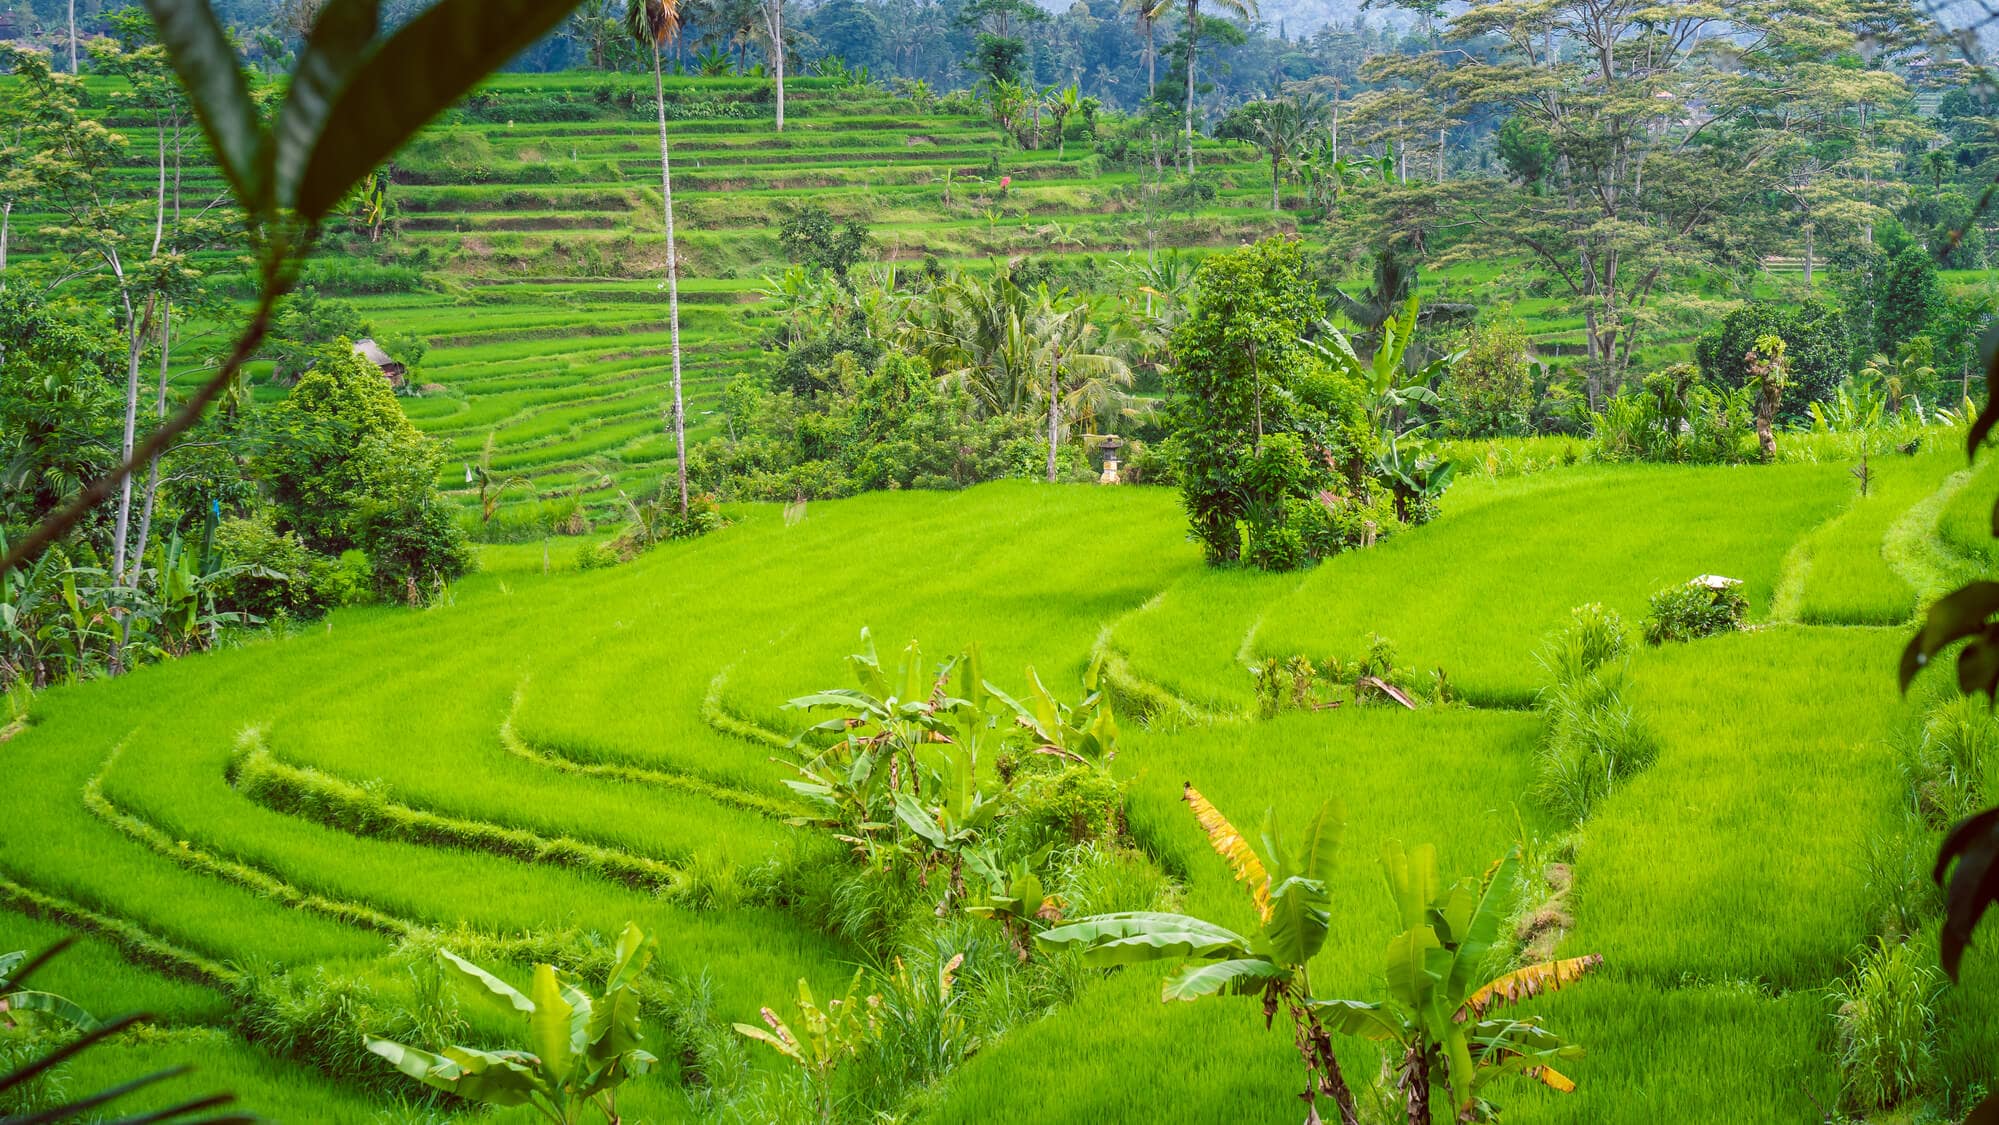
628,0,693,516
368,923,658,1125
264,286,368,383
1873,243,1943,356
3,0,588,586
1166,238,1322,564
1440,0,1904,403
255,344,470,602
1440,317,1533,437
1039,786,1363,1125
958,0,1044,85
1493,115,1550,189
0,291,119,540
1694,298,1850,424
776,203,875,283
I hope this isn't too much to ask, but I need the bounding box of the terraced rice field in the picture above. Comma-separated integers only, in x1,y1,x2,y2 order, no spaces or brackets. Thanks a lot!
14,71,1832,524
7,444,1999,1120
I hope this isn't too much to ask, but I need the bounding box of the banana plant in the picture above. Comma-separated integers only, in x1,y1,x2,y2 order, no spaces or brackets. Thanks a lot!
1037,785,1362,1125
1313,843,1599,1124
734,970,882,1125
967,846,1063,959
783,632,1004,866
1302,295,1461,438
895,740,1000,907
2,946,100,1033
366,922,658,1125
1370,434,1455,523
985,649,1120,769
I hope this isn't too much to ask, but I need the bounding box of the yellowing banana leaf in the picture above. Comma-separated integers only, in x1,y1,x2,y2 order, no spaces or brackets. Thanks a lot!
1459,954,1603,1021
1183,783,1271,922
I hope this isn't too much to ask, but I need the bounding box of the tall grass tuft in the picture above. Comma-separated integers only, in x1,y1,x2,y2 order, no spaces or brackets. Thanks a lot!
1898,696,1999,828
1827,936,1942,1112
1534,604,1660,823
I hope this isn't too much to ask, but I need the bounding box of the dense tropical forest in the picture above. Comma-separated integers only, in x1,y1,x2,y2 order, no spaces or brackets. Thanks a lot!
4,0,1999,1119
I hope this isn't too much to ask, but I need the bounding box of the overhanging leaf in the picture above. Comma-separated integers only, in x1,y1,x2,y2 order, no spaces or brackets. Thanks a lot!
1900,582,1999,694
293,0,588,220
140,0,267,214
273,0,381,213
1936,806,1999,981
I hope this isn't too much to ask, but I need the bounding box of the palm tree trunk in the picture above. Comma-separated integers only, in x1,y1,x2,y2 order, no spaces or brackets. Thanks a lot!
1046,347,1061,482
1271,150,1281,211
1183,0,1198,171
68,0,78,73
127,301,172,587
763,0,785,132
652,46,690,515
111,291,148,585
1145,20,1156,97
1802,221,1813,289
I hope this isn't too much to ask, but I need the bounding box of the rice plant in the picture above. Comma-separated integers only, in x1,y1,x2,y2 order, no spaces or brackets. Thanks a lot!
1827,936,1942,1112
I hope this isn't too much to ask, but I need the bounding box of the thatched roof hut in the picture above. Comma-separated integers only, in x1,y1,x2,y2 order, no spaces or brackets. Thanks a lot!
352,338,407,387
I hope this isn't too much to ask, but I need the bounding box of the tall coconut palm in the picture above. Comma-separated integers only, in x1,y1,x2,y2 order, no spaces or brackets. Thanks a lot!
758,0,788,131
628,0,691,514
1030,289,1133,480
1119,0,1170,98
1181,0,1256,169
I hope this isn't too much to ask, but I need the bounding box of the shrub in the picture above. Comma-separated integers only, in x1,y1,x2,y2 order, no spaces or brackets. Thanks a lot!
1535,662,1659,823
1828,936,1941,1112
1534,602,1628,685
211,516,374,619
1442,317,1535,437
1643,578,1747,644
999,764,1122,856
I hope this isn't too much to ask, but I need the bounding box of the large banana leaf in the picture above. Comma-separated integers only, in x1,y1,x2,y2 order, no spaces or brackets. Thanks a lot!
1381,840,1440,931
364,1039,543,1107
1383,925,1442,1013
1295,800,1343,884
1311,998,1409,1042
0,989,102,1031
1162,958,1289,1001
440,950,534,1016
527,965,579,1085
1444,849,1520,1004
1037,911,1250,963
1261,875,1331,968
603,921,655,995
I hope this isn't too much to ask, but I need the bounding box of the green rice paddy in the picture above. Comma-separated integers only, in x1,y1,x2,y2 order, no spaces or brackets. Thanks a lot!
6,450,1997,1120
